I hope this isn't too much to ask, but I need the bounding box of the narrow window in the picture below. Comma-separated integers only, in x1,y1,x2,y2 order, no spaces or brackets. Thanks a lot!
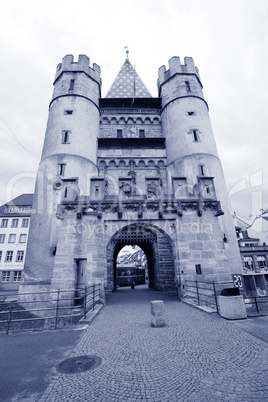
139,129,145,138
185,81,191,92
195,264,202,275
62,131,70,144
21,219,29,228
199,165,205,176
1,219,8,228
5,251,13,262
69,79,75,91
206,185,210,194
8,234,16,243
2,271,10,282
13,271,22,282
193,130,199,142
58,163,66,176
0,234,5,243
117,129,123,138
11,219,18,228
0,251,2,262
64,110,73,115
64,187,68,198
16,251,24,262
19,234,27,243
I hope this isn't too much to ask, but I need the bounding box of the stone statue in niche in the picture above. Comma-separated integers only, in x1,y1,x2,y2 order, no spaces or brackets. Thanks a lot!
147,181,158,198
120,181,132,198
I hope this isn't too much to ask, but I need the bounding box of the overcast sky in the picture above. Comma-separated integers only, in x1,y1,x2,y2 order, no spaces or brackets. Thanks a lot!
0,0,268,240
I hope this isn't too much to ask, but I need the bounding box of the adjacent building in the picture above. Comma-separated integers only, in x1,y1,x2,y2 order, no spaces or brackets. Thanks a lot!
236,226,268,296
0,194,33,291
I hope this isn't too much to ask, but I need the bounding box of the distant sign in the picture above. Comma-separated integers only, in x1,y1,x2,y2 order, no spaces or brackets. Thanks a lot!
232,274,245,290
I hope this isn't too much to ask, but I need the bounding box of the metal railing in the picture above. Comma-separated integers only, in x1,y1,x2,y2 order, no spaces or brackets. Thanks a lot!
184,280,234,313
0,283,101,335
185,280,268,316
244,296,268,315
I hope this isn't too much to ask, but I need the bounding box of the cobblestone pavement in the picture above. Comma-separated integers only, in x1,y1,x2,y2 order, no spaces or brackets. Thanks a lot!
40,286,268,402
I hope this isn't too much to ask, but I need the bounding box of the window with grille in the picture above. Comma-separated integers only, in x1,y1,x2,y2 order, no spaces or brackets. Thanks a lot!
16,251,24,262
5,251,13,262
0,234,5,243
2,271,10,282
13,271,22,282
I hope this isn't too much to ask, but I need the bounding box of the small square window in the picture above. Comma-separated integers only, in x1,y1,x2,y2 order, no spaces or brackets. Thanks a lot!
21,219,29,228
58,164,66,176
11,219,19,228
8,234,16,243
192,130,199,142
0,234,5,243
1,219,8,228
69,79,75,91
62,131,70,144
185,81,191,92
198,165,205,176
139,129,145,138
117,129,123,138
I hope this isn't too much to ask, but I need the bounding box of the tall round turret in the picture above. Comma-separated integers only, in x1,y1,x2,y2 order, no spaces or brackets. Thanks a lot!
22,55,101,287
158,56,242,275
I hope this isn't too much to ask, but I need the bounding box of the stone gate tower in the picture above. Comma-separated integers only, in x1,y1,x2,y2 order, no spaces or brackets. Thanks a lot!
21,54,242,297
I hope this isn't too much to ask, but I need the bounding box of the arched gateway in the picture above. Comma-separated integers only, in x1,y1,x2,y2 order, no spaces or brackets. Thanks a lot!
106,224,176,292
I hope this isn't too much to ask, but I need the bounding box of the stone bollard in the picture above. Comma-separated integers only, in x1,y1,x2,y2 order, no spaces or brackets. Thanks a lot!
151,300,165,327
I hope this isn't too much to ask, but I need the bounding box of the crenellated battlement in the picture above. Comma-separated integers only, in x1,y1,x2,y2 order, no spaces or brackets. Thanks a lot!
54,54,101,84
157,56,201,89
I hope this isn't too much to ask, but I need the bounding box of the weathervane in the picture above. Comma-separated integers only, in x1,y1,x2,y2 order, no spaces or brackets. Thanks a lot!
124,46,129,60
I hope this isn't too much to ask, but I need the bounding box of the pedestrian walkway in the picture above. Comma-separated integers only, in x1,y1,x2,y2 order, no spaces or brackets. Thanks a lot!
40,285,268,402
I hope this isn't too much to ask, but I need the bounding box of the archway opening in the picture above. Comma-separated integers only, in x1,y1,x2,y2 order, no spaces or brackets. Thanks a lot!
106,223,176,292
115,245,148,288
113,242,155,290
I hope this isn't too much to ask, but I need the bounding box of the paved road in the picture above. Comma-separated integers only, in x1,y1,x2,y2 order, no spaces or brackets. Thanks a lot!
0,325,86,401
38,285,268,402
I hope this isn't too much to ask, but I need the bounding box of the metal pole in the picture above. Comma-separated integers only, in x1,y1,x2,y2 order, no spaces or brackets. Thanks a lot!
54,289,60,330
212,281,219,313
84,285,87,319
196,280,200,305
6,303,13,335
255,297,259,313
93,284,95,310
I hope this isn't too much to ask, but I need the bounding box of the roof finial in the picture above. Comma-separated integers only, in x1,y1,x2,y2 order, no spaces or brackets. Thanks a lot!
124,46,129,60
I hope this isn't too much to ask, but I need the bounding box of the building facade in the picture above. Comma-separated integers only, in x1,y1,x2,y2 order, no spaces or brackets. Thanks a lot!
0,194,33,291
20,54,243,299
236,227,268,296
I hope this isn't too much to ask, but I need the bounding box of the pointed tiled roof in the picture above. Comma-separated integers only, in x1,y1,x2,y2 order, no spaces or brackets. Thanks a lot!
106,59,151,98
